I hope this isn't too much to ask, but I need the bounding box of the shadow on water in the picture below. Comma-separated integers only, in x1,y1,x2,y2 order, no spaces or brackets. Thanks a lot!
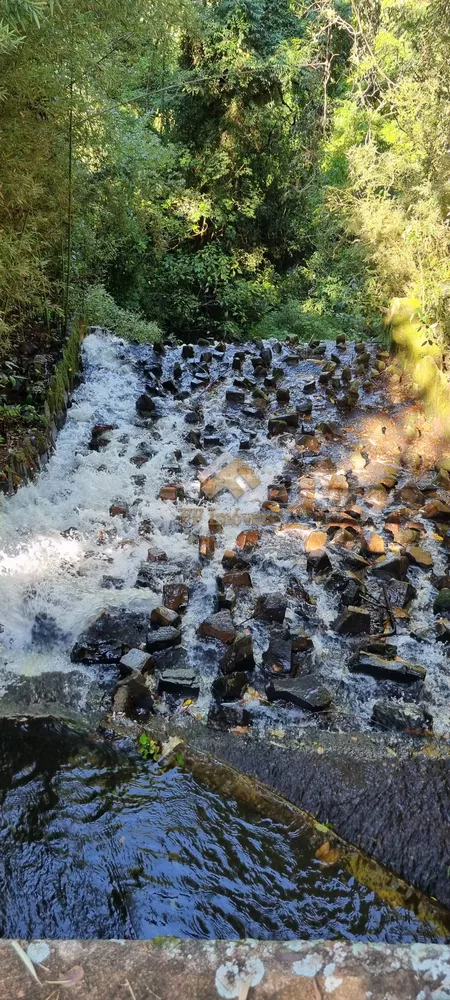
0,718,448,943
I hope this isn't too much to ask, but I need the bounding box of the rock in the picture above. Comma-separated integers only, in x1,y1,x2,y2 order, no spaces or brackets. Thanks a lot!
296,399,313,416
372,554,409,580
158,667,199,698
209,702,250,728
407,545,433,569
329,473,348,491
266,675,332,711
435,619,450,642
136,393,156,417
277,388,290,404
163,583,189,611
226,389,245,404
190,453,207,468
159,484,184,501
350,652,426,682
109,502,129,517
186,430,201,447
198,610,236,644
212,672,248,702
268,418,288,436
119,648,155,675
333,606,371,635
387,579,417,608
305,530,327,554
235,529,260,552
71,611,149,665
101,575,125,590
209,516,224,535
254,593,287,624
146,627,181,653
135,563,158,589
363,533,385,556
138,519,154,539
181,344,195,358
262,631,292,674
423,500,450,522
113,674,153,717
434,589,450,614
372,700,432,732
220,631,254,674
199,536,215,560
185,409,202,425
222,570,252,588
325,571,365,607
222,551,249,570
31,612,66,649
268,485,289,505
147,548,167,563
395,483,425,506
150,606,181,628
306,548,332,574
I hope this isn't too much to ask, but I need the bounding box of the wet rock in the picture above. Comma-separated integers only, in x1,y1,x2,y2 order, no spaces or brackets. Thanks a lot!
235,529,260,552
222,569,252,588
226,389,245,404
198,610,236,644
185,409,202,425
181,344,195,359
220,631,254,674
296,399,313,417
435,618,450,642
387,579,417,608
372,554,409,581
199,536,215,560
266,675,332,711
333,606,371,636
146,627,181,653
305,530,327,554
209,702,250,728
138,519,154,539
71,611,149,665
101,575,125,590
434,589,450,614
306,548,332,574
147,548,167,563
254,593,287,624
423,499,450,522
350,652,426,682
89,424,117,450
190,453,207,468
407,545,433,569
262,631,292,675
277,388,290,404
212,671,248,702
203,434,222,447
134,563,159,589
113,674,153,717
31,612,66,649
396,483,425,507
268,417,288,436
136,393,156,417
363,533,385,556
222,551,249,571
119,648,155,675
163,583,189,611
208,515,223,535
151,606,181,628
159,484,184,501
217,585,236,612
268,485,289,506
109,502,129,517
372,700,432,732
186,429,201,447
158,667,199,698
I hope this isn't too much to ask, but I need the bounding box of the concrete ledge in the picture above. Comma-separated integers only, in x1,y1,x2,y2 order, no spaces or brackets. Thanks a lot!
127,717,450,914
2,939,450,998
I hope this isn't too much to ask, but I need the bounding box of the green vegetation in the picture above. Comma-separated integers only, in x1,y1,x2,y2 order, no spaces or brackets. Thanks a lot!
0,0,449,346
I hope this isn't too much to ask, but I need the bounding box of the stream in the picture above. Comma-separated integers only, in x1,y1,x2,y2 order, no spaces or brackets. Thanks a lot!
1,329,450,940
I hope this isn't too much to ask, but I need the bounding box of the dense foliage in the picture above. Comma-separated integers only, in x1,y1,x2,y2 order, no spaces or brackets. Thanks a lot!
0,0,449,347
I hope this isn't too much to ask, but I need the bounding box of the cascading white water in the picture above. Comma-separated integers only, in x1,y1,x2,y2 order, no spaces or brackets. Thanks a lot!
1,328,449,733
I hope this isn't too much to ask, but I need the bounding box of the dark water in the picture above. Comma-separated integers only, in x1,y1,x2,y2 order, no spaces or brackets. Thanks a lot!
0,720,446,942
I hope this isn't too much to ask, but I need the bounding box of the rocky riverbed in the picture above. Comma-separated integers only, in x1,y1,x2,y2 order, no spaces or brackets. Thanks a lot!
2,328,450,913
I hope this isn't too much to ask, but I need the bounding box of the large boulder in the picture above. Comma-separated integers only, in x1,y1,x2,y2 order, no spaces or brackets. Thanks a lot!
71,611,149,665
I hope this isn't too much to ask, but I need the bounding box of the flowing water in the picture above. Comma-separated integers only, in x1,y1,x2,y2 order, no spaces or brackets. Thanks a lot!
0,330,449,940
0,718,448,941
